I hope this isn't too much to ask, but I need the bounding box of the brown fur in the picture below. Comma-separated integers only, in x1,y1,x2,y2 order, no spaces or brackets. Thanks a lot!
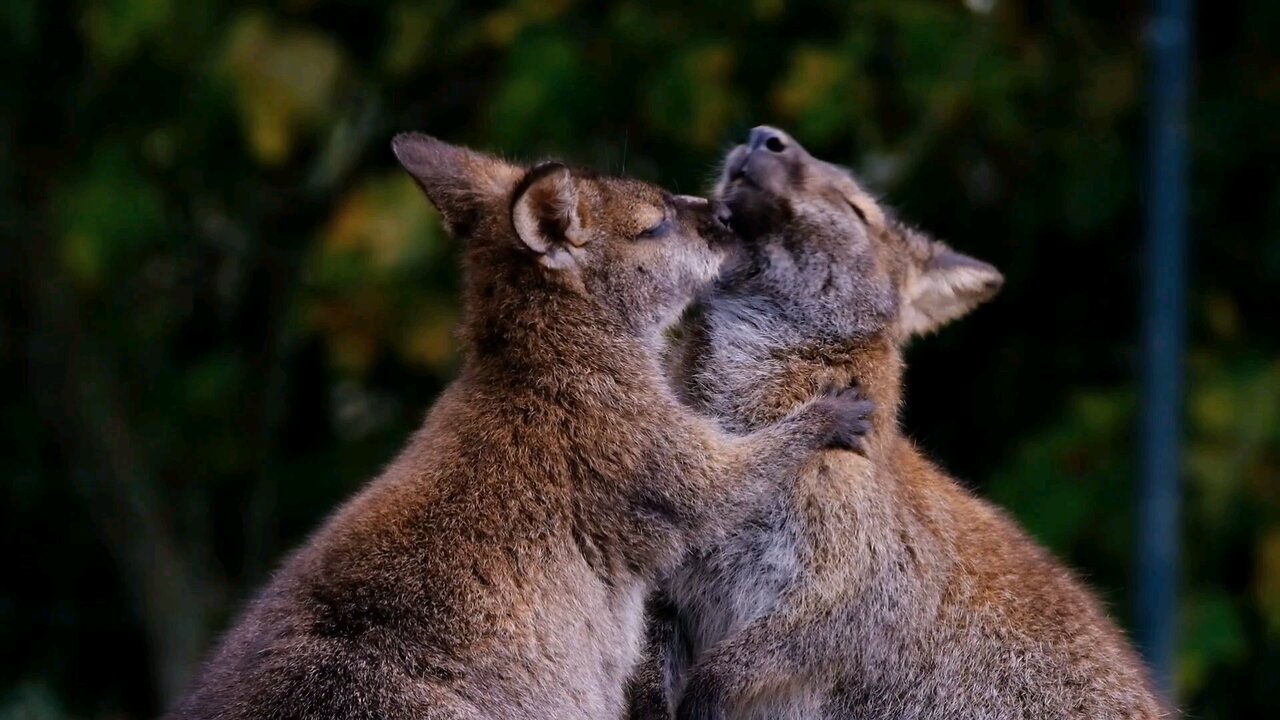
167,135,873,720
630,127,1169,719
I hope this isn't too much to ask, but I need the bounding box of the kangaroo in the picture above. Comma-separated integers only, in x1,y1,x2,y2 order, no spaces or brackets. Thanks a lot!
630,127,1167,720
168,135,874,720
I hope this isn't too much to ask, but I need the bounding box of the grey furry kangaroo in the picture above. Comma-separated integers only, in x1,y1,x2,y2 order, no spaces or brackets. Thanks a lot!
629,126,1167,720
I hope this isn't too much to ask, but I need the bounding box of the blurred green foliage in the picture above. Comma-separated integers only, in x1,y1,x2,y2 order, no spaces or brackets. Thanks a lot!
1,0,1277,717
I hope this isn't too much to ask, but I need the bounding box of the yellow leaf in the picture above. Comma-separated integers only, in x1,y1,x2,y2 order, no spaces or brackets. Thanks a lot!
223,10,346,165
1203,290,1242,341
320,174,440,273
383,3,437,76
481,8,522,46
1190,380,1236,437
401,308,460,371
60,232,102,286
752,0,785,21
773,47,847,119
1256,529,1280,635
482,0,576,43
307,292,391,376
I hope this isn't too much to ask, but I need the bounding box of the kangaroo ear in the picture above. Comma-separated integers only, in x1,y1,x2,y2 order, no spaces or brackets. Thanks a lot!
392,133,522,236
900,230,1003,337
511,162,587,269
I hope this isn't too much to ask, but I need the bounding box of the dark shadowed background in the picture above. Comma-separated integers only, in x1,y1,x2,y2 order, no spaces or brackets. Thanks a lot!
2,0,1277,717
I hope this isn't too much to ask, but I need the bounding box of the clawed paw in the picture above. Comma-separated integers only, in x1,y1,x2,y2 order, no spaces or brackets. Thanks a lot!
816,384,875,454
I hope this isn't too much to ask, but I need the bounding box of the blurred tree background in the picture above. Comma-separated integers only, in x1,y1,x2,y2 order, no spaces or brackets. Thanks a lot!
1,0,1277,717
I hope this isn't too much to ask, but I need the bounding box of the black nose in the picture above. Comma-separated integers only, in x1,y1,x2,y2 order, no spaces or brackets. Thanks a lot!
749,126,789,154
712,201,733,230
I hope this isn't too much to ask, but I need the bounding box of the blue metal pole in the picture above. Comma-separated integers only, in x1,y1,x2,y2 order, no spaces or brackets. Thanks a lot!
1139,0,1190,701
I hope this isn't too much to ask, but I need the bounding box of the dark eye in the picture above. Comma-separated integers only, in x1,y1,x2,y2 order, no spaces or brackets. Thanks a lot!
639,216,672,240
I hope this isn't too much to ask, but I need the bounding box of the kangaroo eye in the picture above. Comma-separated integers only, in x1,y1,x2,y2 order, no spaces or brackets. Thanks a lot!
638,216,672,240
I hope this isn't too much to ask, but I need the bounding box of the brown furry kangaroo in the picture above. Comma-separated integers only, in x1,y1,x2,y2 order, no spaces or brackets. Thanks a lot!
167,135,874,720
629,127,1167,720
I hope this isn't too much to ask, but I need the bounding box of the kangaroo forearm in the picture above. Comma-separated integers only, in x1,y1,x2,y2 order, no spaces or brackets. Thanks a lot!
734,403,831,478
627,594,687,720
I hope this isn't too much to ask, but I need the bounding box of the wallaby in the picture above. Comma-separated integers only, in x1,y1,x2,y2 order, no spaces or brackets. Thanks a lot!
630,126,1167,720
168,134,873,720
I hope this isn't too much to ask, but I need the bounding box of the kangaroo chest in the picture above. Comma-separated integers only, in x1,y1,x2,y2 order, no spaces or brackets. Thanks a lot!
663,490,808,657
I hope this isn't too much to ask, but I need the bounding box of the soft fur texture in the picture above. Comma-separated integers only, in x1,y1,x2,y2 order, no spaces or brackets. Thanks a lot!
168,135,874,720
629,127,1168,720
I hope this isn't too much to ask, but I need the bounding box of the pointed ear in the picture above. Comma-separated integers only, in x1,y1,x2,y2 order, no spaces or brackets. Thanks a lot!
511,162,587,269
900,231,1003,337
391,133,523,235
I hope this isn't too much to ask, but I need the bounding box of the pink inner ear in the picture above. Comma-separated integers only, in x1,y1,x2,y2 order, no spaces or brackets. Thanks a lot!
928,250,1004,304
928,248,997,277
512,165,582,254
899,237,1004,338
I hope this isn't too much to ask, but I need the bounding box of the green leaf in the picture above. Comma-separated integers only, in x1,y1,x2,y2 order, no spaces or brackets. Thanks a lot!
1179,590,1247,697
80,0,175,64
644,44,741,150
486,33,589,153
53,143,167,285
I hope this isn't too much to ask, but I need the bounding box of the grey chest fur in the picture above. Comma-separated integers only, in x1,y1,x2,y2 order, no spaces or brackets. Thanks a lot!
663,494,808,657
